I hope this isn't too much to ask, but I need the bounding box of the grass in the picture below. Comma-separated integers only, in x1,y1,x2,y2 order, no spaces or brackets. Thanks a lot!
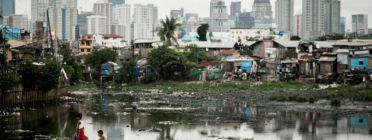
250,81,318,91
68,84,97,90
124,81,251,91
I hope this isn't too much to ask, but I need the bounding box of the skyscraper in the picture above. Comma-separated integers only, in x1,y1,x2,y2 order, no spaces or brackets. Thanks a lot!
113,4,131,42
31,0,49,22
0,0,15,25
210,0,222,17
235,12,255,28
352,14,368,35
293,10,302,37
302,0,340,40
111,22,125,40
252,0,273,28
133,4,153,39
2,14,29,31
87,15,107,34
93,0,112,34
147,4,158,37
108,0,125,6
47,6,78,41
340,17,345,35
170,8,184,19
211,1,230,32
78,12,93,36
230,2,241,20
49,0,77,7
275,0,294,32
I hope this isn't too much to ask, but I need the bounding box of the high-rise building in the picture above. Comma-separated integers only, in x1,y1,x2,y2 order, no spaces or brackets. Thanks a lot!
2,14,29,31
133,4,153,39
49,0,77,7
78,12,93,36
47,6,78,41
252,0,272,20
275,0,294,32
31,0,49,22
111,22,125,39
302,0,340,40
108,0,125,6
210,0,222,17
352,14,369,35
211,0,230,32
0,0,15,25
185,13,198,22
93,0,112,34
293,11,302,37
113,4,131,42
235,12,255,28
87,15,107,34
230,2,241,20
147,4,158,37
185,13,199,34
340,17,345,35
170,8,184,19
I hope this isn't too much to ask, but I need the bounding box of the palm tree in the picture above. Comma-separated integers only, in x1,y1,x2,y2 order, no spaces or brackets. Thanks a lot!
156,16,182,46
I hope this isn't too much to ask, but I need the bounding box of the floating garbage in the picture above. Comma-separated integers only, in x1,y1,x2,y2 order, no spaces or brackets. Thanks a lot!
157,121,178,125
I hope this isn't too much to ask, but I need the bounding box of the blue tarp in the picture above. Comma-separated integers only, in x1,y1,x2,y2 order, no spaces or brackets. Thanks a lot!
351,58,370,70
226,55,233,59
350,116,368,127
101,65,109,70
241,61,252,71
101,71,109,76
132,68,140,77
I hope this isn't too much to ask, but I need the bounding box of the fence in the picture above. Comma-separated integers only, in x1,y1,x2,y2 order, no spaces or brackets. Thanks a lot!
0,85,68,108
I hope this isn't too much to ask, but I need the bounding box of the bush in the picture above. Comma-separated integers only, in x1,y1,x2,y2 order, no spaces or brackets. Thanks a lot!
269,94,288,101
330,98,341,106
309,96,315,103
140,74,156,84
297,96,308,102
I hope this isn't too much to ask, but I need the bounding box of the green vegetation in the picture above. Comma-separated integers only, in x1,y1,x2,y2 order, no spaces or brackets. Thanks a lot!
156,16,182,46
124,81,251,91
250,81,318,91
197,24,209,41
59,42,81,86
38,58,60,92
290,36,301,41
315,33,346,41
85,49,117,80
330,98,341,106
114,60,137,84
68,84,96,90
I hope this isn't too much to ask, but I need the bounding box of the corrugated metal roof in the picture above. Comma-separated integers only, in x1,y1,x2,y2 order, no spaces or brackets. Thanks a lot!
319,57,336,62
314,41,335,48
336,49,352,53
274,41,299,48
134,40,161,44
333,42,372,46
8,40,27,49
239,41,257,46
178,42,236,49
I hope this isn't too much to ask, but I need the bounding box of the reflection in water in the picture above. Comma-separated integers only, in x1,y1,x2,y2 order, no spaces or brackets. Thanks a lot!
1,95,372,140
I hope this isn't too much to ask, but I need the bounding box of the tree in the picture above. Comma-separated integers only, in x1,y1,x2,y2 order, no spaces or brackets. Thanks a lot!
290,36,301,41
114,60,137,84
315,33,346,41
197,24,209,41
0,31,18,108
148,46,194,80
238,36,242,42
184,44,207,63
38,58,60,93
156,16,182,46
85,49,118,80
59,42,80,85
245,36,255,41
241,47,253,56
209,31,214,38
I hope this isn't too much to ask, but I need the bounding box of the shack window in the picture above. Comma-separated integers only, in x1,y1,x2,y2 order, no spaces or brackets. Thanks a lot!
81,49,84,52
87,49,91,52
359,61,364,65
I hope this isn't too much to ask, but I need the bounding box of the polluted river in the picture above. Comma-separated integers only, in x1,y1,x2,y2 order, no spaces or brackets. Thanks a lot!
1,89,372,140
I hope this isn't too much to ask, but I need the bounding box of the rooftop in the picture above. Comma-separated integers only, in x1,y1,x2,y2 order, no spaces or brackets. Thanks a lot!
274,41,299,48
220,50,238,55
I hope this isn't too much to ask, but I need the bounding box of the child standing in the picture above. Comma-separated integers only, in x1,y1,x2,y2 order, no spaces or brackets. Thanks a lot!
97,130,106,140
76,114,85,140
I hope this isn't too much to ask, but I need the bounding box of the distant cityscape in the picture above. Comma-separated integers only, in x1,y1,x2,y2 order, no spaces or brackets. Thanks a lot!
0,0,371,44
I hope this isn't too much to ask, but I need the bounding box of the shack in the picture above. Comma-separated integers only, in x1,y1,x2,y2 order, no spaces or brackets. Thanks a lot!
336,49,351,74
280,59,298,81
317,55,337,82
349,50,372,71
178,42,237,57
133,40,163,58
273,40,299,59
298,55,316,82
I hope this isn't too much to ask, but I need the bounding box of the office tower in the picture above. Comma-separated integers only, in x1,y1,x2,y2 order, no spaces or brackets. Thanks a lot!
170,8,184,19
78,12,93,36
113,4,131,41
340,17,345,35
108,0,125,6
302,0,340,40
210,0,222,17
93,0,112,34
185,13,199,34
2,14,29,31
352,14,369,35
47,6,78,41
252,0,273,19
185,13,198,22
230,2,241,20
87,15,107,34
147,4,158,37
133,4,153,39
199,17,213,31
211,0,230,32
49,0,77,7
31,0,49,22
293,11,302,37
276,0,294,32
235,12,255,28
0,0,15,25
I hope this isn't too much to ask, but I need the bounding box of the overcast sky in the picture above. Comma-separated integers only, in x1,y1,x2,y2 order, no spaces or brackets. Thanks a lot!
15,0,372,31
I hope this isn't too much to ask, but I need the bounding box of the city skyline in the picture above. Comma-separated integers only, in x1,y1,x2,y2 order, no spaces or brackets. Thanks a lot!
12,0,372,32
